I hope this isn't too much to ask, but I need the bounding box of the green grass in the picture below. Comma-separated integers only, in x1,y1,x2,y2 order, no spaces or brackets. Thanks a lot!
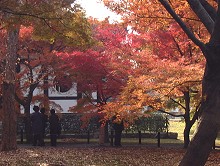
56,120,188,145
168,120,220,146
168,120,198,140
122,138,183,144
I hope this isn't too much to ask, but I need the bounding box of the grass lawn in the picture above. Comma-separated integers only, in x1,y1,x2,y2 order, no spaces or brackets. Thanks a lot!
56,120,220,147
168,120,220,146
168,120,197,140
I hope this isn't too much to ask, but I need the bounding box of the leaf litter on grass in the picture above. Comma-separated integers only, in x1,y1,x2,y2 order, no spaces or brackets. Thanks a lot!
0,146,219,166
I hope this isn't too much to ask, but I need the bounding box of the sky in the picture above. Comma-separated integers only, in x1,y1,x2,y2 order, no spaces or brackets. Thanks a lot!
76,0,121,22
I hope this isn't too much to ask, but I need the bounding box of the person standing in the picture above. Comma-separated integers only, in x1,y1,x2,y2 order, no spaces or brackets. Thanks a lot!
40,107,48,146
112,114,124,147
31,105,44,146
49,109,60,146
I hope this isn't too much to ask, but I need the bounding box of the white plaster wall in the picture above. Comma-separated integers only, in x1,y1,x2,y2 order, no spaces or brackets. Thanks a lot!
50,99,78,113
48,83,77,97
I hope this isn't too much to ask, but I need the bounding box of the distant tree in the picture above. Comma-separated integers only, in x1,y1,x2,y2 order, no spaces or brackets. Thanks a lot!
57,19,147,142
0,0,92,151
144,24,204,148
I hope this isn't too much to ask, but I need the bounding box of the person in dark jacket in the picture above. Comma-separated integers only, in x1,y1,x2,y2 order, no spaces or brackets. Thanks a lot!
31,105,44,146
112,114,124,147
49,109,61,146
40,107,48,146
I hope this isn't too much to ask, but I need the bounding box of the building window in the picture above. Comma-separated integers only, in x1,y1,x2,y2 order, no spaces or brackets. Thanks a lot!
54,75,72,93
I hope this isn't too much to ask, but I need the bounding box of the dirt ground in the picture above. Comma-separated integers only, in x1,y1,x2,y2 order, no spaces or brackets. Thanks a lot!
0,144,219,166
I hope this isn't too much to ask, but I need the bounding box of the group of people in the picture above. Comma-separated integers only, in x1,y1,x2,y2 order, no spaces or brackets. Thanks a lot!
31,105,61,146
31,106,124,147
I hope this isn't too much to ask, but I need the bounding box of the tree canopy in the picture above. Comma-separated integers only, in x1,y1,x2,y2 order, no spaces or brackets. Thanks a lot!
0,0,94,151
103,0,220,165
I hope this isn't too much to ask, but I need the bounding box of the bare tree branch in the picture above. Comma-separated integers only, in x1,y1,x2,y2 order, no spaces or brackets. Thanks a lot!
209,0,220,44
170,97,186,110
159,0,206,51
190,102,201,126
158,109,185,117
200,0,217,21
0,7,62,20
187,0,214,34
135,14,201,22
172,36,184,57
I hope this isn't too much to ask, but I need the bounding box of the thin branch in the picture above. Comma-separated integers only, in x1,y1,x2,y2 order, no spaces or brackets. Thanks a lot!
0,1,75,21
172,36,184,57
200,0,217,21
159,0,206,51
158,109,185,117
166,80,202,96
0,7,62,21
188,0,214,34
190,102,201,126
135,14,202,22
209,0,220,44
15,93,25,106
170,97,186,110
0,6,90,45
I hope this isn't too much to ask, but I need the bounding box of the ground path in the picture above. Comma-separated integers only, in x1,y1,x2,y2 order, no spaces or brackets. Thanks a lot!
0,142,219,165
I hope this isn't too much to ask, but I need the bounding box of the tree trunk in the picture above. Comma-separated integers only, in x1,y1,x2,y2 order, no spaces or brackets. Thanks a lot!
99,125,105,145
104,121,109,143
180,113,218,166
180,45,220,165
1,27,19,151
183,91,191,148
24,104,32,143
16,82,38,143
157,1,220,165
183,123,191,149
